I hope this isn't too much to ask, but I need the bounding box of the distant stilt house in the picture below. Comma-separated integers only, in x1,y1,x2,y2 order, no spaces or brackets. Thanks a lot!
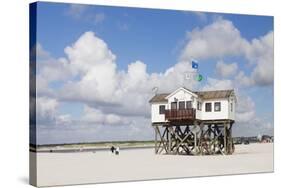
149,87,236,155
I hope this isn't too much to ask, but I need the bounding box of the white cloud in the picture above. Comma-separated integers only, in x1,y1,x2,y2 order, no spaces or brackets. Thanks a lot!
235,95,256,123
36,97,59,124
38,57,73,82
66,4,105,25
56,32,197,117
237,31,274,87
81,105,130,125
36,43,50,59
202,77,234,91
234,71,254,87
36,44,74,97
193,12,207,22
64,31,116,73
67,4,88,19
230,89,272,136
180,18,248,60
180,18,273,87
56,114,72,126
215,61,238,78
35,23,273,143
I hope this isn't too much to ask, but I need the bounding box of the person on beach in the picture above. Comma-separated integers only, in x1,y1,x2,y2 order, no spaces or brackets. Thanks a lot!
115,147,120,155
110,146,115,153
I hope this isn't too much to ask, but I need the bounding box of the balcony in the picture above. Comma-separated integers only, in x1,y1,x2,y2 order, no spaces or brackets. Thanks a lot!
165,108,196,121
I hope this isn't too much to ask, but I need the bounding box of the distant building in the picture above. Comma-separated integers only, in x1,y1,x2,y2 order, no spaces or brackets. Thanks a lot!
261,135,273,143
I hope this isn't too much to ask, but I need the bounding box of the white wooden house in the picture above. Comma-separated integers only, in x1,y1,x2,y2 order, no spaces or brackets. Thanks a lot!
149,87,236,123
149,87,236,155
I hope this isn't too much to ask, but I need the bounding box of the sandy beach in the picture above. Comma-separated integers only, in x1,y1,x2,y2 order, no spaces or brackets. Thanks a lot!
32,143,273,187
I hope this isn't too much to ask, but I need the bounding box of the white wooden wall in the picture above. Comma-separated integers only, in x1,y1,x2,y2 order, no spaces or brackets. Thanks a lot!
151,89,235,123
201,99,230,120
151,102,167,123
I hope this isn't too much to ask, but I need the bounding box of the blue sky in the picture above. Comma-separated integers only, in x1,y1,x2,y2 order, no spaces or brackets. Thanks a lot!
37,3,273,72
33,2,274,144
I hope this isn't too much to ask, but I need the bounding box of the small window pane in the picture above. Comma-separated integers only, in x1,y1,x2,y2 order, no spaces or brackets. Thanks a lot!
179,101,185,109
171,102,177,110
186,101,192,109
159,105,165,114
205,103,212,112
214,102,221,111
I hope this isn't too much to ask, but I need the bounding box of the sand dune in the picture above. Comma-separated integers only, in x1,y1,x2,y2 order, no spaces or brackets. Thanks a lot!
32,143,273,187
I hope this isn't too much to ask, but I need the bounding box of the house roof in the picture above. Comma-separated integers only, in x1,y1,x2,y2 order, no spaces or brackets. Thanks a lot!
164,87,198,99
149,89,234,103
194,90,234,100
149,93,169,103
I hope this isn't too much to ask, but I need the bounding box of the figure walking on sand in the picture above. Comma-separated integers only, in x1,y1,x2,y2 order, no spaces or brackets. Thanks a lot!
110,146,115,154
115,147,120,155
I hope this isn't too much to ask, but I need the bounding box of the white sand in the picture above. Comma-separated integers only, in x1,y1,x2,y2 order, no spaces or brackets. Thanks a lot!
33,143,273,187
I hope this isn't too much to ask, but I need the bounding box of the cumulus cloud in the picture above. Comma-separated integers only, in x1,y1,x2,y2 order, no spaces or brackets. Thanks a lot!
34,18,273,143
36,97,59,124
233,94,273,136
193,12,208,22
237,31,274,87
235,95,256,123
66,4,106,24
81,105,130,125
53,32,197,117
34,32,196,143
202,77,234,91
180,18,248,60
35,44,74,97
180,17,273,87
215,61,238,78
234,71,254,87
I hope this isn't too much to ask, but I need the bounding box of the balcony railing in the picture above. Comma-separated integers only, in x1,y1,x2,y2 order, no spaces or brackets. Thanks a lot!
165,108,196,121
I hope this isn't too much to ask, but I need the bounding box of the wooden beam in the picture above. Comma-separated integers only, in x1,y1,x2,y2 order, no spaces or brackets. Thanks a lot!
154,125,157,154
224,123,227,155
168,127,172,154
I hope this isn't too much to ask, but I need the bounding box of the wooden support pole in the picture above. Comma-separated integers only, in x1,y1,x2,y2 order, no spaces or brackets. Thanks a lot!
152,120,234,156
194,131,197,154
224,123,227,155
230,122,234,154
168,127,172,154
154,125,157,154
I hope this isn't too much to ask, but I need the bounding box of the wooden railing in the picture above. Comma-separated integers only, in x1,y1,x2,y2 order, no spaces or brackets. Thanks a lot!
165,109,196,121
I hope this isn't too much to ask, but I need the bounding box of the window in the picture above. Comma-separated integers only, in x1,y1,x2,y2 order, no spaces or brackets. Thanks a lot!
214,102,221,112
197,101,202,111
186,101,192,109
230,103,233,112
171,102,177,110
159,105,165,114
205,103,212,112
179,101,185,109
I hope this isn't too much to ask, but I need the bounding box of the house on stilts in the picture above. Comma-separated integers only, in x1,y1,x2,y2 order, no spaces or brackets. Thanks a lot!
149,87,236,155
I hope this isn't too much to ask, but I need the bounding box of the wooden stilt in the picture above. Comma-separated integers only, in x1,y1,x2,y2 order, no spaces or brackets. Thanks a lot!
224,123,227,154
154,125,157,154
153,120,234,156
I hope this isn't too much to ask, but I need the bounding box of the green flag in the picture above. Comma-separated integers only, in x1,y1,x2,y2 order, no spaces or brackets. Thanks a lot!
196,74,203,82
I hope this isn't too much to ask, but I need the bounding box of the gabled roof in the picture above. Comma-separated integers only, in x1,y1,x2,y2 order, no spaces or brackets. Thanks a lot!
165,87,198,99
194,89,234,100
149,93,169,103
149,88,235,103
